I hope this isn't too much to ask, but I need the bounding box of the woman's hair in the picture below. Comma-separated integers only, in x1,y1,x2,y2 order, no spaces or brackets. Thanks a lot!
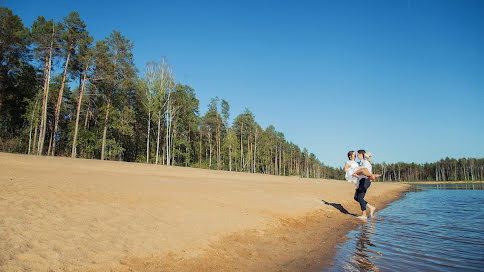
347,150,355,160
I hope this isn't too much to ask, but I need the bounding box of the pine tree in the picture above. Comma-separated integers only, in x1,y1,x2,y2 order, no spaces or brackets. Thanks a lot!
71,36,93,158
51,11,89,155
30,16,58,155
93,31,137,160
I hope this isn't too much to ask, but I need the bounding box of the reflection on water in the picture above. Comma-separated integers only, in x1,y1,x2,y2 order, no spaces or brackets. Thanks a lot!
341,220,381,272
326,183,484,272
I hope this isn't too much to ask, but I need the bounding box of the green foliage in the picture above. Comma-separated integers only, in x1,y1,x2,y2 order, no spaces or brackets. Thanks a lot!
103,138,125,160
0,7,30,72
111,105,135,137
58,11,89,54
76,127,98,159
30,16,60,64
2,63,38,135
0,7,32,137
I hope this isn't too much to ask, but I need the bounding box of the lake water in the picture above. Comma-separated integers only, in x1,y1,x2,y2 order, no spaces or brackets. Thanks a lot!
325,183,484,272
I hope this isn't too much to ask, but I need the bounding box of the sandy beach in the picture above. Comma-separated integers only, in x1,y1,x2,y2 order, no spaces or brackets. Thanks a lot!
0,152,407,271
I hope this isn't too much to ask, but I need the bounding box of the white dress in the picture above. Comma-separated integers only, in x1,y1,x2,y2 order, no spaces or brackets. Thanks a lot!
345,160,359,185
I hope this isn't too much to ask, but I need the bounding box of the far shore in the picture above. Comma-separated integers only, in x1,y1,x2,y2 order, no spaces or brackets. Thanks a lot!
0,152,408,272
403,181,484,184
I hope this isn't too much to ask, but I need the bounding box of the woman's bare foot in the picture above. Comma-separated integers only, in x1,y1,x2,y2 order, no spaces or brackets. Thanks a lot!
370,174,382,181
356,215,367,221
368,205,376,217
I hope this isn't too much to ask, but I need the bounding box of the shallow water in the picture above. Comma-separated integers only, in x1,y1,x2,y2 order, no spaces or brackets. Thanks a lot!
326,183,484,272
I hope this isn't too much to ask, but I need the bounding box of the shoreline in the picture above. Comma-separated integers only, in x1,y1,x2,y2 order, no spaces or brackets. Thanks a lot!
120,185,408,272
0,152,409,271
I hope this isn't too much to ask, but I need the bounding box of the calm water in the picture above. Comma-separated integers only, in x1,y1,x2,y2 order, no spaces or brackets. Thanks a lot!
326,183,484,272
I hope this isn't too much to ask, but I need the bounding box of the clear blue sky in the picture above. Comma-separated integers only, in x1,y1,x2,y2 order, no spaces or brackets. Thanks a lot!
6,0,484,167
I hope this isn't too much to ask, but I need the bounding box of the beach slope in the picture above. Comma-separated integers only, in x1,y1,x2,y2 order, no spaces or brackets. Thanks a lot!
0,153,407,271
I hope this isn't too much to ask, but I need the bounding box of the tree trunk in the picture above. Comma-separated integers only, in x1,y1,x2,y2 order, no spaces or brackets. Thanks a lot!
253,131,257,173
37,61,48,154
248,142,251,173
34,55,48,153
296,157,301,176
454,164,457,181
71,58,91,158
282,149,285,176
162,145,165,165
435,164,439,181
275,144,278,175
217,123,221,169
146,110,151,163
229,145,232,171
270,146,273,175
171,125,176,166
240,122,243,171
47,126,53,155
279,143,282,176
84,104,90,129
470,162,475,181
100,97,111,160
199,129,202,167
208,130,212,169
166,107,172,166
156,113,161,164
186,127,191,167
28,99,39,155
51,46,72,156
38,24,55,155
32,118,39,155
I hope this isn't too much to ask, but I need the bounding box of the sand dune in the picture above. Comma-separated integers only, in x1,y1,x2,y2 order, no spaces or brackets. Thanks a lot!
0,153,407,271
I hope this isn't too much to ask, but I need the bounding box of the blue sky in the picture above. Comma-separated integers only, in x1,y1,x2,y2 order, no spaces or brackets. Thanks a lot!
5,0,484,167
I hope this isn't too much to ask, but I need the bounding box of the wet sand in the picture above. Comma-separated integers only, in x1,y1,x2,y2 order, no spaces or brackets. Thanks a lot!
0,152,408,271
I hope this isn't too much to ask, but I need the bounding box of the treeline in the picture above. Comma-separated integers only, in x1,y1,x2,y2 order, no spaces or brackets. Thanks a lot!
372,157,484,182
0,8,341,179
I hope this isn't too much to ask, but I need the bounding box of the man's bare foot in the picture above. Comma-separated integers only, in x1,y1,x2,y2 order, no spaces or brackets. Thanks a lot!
369,205,376,217
356,215,367,221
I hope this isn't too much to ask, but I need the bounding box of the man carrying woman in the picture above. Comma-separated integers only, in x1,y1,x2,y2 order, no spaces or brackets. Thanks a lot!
344,149,380,220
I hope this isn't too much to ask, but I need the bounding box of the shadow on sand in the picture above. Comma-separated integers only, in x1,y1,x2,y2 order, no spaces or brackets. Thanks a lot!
321,200,357,216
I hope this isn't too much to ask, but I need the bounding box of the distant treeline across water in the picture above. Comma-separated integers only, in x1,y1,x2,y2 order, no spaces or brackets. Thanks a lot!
371,158,484,182
0,8,482,182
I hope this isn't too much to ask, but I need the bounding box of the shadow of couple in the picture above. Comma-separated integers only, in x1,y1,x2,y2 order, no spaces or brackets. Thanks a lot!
321,199,358,216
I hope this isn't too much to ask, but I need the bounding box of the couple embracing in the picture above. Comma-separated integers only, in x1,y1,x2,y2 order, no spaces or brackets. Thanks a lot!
344,150,381,220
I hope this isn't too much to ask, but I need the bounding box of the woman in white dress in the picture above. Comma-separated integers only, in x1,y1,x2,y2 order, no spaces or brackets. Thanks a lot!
344,151,360,184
